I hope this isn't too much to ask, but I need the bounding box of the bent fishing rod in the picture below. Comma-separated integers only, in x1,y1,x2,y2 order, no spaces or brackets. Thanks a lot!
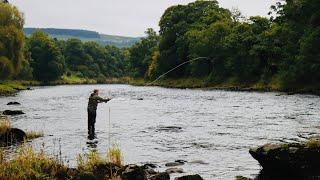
147,57,211,86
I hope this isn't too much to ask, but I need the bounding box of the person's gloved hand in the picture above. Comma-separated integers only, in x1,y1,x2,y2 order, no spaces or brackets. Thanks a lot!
105,98,111,102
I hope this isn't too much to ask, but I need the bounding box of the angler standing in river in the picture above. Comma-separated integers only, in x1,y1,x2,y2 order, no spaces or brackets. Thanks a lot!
87,89,111,138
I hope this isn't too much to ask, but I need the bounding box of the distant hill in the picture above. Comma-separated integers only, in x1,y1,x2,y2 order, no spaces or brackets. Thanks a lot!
23,28,141,48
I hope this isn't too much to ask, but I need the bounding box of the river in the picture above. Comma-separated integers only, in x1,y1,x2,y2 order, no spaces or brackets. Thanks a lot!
1,85,320,179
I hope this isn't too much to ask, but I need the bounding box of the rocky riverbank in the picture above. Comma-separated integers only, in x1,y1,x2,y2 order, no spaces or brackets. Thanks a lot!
2,77,320,97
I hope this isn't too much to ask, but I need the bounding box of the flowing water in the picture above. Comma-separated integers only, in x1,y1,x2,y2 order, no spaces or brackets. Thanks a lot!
1,85,320,179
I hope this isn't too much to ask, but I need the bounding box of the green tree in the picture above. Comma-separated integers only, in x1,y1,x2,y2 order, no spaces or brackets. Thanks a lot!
0,2,25,78
0,56,13,79
156,0,231,78
28,31,65,81
129,28,159,78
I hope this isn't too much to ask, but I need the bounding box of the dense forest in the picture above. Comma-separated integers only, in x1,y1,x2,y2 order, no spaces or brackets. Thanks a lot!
130,0,320,90
1,0,319,91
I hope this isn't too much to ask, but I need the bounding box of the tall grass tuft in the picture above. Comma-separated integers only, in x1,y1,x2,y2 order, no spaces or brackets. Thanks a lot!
305,138,320,148
77,150,103,171
0,145,62,179
0,148,4,164
0,115,11,134
25,131,44,140
107,144,123,166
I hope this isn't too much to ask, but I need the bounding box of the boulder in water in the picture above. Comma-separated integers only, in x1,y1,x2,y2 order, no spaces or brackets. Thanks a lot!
3,110,24,115
174,174,204,180
249,138,320,174
0,128,26,146
7,102,21,105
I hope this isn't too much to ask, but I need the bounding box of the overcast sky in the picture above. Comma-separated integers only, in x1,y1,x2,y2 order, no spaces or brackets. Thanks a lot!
10,0,278,37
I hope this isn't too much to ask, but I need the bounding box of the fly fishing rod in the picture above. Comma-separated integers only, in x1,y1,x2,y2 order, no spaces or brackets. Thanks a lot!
146,57,211,86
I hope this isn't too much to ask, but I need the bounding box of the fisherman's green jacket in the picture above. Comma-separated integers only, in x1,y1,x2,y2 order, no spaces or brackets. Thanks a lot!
87,94,107,111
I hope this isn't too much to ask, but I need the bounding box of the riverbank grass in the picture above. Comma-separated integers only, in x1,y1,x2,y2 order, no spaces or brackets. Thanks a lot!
0,81,40,96
0,145,65,179
126,77,320,95
0,82,26,95
0,145,123,179
54,74,97,85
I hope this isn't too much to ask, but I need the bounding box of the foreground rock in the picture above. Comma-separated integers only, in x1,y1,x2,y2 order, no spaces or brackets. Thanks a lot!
7,102,21,105
149,172,170,180
3,110,25,115
249,138,320,175
175,174,204,180
121,164,147,180
120,164,173,180
0,128,26,146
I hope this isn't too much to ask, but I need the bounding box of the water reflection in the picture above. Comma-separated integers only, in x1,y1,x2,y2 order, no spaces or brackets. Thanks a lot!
86,138,98,149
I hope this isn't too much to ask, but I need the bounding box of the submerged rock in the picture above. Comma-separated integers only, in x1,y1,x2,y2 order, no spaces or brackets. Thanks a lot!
165,167,184,174
7,102,21,105
249,138,320,174
188,160,208,165
174,174,204,180
156,126,183,133
3,110,25,115
143,163,158,169
165,161,184,167
165,160,187,167
0,128,26,146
